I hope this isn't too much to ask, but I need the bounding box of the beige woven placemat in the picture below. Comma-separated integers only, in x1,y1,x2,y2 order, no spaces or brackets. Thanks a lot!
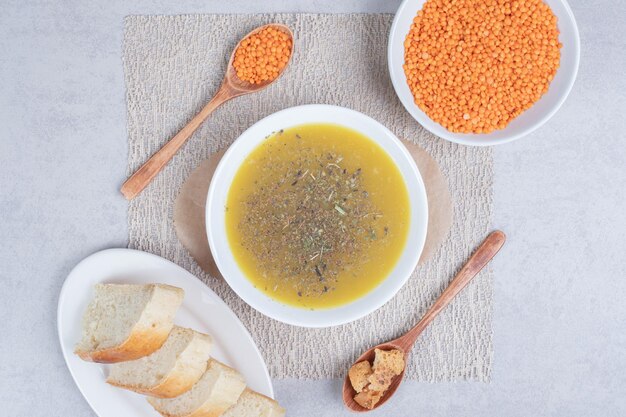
124,14,494,381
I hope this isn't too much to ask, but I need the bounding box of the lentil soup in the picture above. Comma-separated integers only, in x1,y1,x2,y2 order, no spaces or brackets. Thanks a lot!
225,124,410,309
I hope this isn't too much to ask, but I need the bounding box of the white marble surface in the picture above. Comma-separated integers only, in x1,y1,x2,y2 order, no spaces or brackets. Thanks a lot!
1,0,624,416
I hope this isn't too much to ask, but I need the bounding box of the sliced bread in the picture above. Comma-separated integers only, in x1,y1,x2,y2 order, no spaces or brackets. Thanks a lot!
222,389,285,417
148,359,246,417
75,283,184,363
107,326,213,398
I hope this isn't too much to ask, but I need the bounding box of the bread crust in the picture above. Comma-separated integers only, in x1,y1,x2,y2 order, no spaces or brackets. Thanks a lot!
149,360,245,417
107,370,194,398
76,327,170,362
107,330,212,398
222,389,285,417
182,364,245,417
75,284,184,363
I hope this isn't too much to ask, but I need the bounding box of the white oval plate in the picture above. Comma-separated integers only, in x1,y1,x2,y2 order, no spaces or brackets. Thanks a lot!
57,248,273,417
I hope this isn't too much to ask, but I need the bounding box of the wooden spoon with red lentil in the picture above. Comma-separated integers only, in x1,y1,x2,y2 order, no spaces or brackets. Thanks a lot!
121,23,294,200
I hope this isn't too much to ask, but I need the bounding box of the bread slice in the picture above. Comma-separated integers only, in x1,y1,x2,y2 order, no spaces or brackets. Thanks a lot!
148,359,246,417
107,326,213,398
222,389,285,417
75,284,184,363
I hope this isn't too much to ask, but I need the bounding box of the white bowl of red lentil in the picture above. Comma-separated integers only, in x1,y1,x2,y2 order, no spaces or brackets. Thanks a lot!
206,105,428,327
388,0,580,146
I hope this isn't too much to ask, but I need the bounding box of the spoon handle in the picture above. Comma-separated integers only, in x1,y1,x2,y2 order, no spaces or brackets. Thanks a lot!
396,230,506,351
120,86,232,200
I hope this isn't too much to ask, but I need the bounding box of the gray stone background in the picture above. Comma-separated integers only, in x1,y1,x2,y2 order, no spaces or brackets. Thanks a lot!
1,0,624,416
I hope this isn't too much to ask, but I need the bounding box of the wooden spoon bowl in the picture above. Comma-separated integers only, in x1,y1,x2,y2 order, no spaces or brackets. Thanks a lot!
342,341,408,412
221,23,294,94
120,23,294,200
342,231,506,412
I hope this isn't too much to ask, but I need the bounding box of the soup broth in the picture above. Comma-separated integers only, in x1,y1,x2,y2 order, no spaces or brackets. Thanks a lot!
225,123,410,309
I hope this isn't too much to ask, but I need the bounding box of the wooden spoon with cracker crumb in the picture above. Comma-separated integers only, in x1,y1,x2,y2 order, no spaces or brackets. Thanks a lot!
343,230,506,412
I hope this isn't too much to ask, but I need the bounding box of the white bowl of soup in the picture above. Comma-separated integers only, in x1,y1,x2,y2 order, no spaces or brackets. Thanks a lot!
206,105,428,327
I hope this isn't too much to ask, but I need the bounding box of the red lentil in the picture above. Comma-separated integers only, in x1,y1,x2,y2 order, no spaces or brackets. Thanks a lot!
233,27,292,85
403,0,561,134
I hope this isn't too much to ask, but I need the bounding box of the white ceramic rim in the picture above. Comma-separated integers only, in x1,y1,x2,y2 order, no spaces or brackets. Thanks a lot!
206,104,428,328
388,0,581,146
